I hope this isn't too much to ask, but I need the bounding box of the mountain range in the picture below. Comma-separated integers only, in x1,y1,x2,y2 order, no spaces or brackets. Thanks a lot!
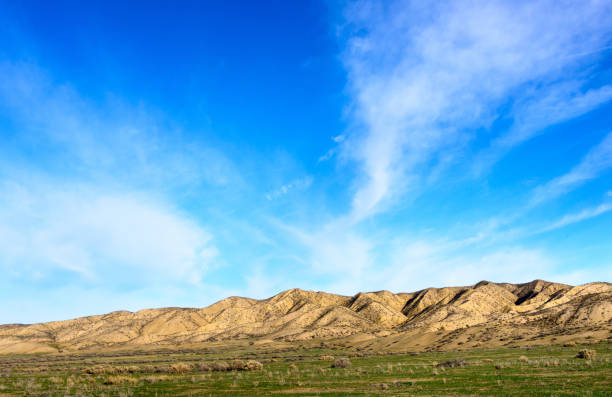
1,280,610,354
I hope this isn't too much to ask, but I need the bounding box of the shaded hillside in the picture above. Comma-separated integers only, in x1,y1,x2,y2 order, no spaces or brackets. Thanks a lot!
1,280,610,354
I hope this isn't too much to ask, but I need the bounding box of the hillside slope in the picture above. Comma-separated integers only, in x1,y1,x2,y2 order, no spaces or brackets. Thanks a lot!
1,280,610,354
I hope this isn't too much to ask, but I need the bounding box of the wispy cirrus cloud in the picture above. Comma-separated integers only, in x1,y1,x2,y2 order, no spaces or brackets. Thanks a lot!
474,84,612,175
1,1,611,325
277,0,612,293
339,0,612,221
539,202,612,233
0,61,242,190
530,132,612,206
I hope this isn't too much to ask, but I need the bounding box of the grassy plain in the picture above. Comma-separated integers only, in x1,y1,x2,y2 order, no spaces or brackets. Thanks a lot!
0,341,610,396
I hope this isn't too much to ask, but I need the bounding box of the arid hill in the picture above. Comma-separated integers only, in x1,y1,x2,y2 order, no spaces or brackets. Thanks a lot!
1,280,610,354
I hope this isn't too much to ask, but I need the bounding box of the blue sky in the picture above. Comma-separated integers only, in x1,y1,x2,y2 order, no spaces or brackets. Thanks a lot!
1,0,611,324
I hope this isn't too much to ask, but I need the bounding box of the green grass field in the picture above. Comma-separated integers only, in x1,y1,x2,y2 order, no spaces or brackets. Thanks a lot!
0,342,610,396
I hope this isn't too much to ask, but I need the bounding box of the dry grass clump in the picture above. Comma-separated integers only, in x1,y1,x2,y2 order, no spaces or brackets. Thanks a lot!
331,358,351,368
563,341,577,347
85,365,145,375
575,349,596,360
320,355,334,361
519,355,529,363
143,375,170,384
170,363,192,373
103,375,138,385
84,365,110,375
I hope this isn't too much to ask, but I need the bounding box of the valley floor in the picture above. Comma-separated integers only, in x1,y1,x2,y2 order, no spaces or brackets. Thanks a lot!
0,340,610,396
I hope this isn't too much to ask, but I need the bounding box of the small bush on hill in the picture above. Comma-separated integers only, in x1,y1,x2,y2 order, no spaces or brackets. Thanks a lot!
197,363,212,372
212,361,230,372
332,358,351,368
170,363,192,374
436,358,467,368
231,360,246,370
576,349,596,360
245,360,263,371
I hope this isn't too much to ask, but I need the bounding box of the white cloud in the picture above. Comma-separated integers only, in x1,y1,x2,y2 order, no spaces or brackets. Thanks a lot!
364,240,570,293
539,202,612,233
0,61,242,190
317,148,336,163
274,219,373,277
332,134,345,143
310,234,569,294
318,135,347,162
531,132,612,206
242,266,285,300
0,180,217,286
340,0,612,221
474,84,612,175
265,176,313,200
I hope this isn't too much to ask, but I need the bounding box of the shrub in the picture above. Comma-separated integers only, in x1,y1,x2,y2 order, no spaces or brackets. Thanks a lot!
519,356,528,363
436,359,467,368
170,363,192,374
576,349,596,360
231,360,246,370
212,361,230,372
564,341,577,347
331,358,351,368
245,360,263,371
319,355,334,361
197,363,212,372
